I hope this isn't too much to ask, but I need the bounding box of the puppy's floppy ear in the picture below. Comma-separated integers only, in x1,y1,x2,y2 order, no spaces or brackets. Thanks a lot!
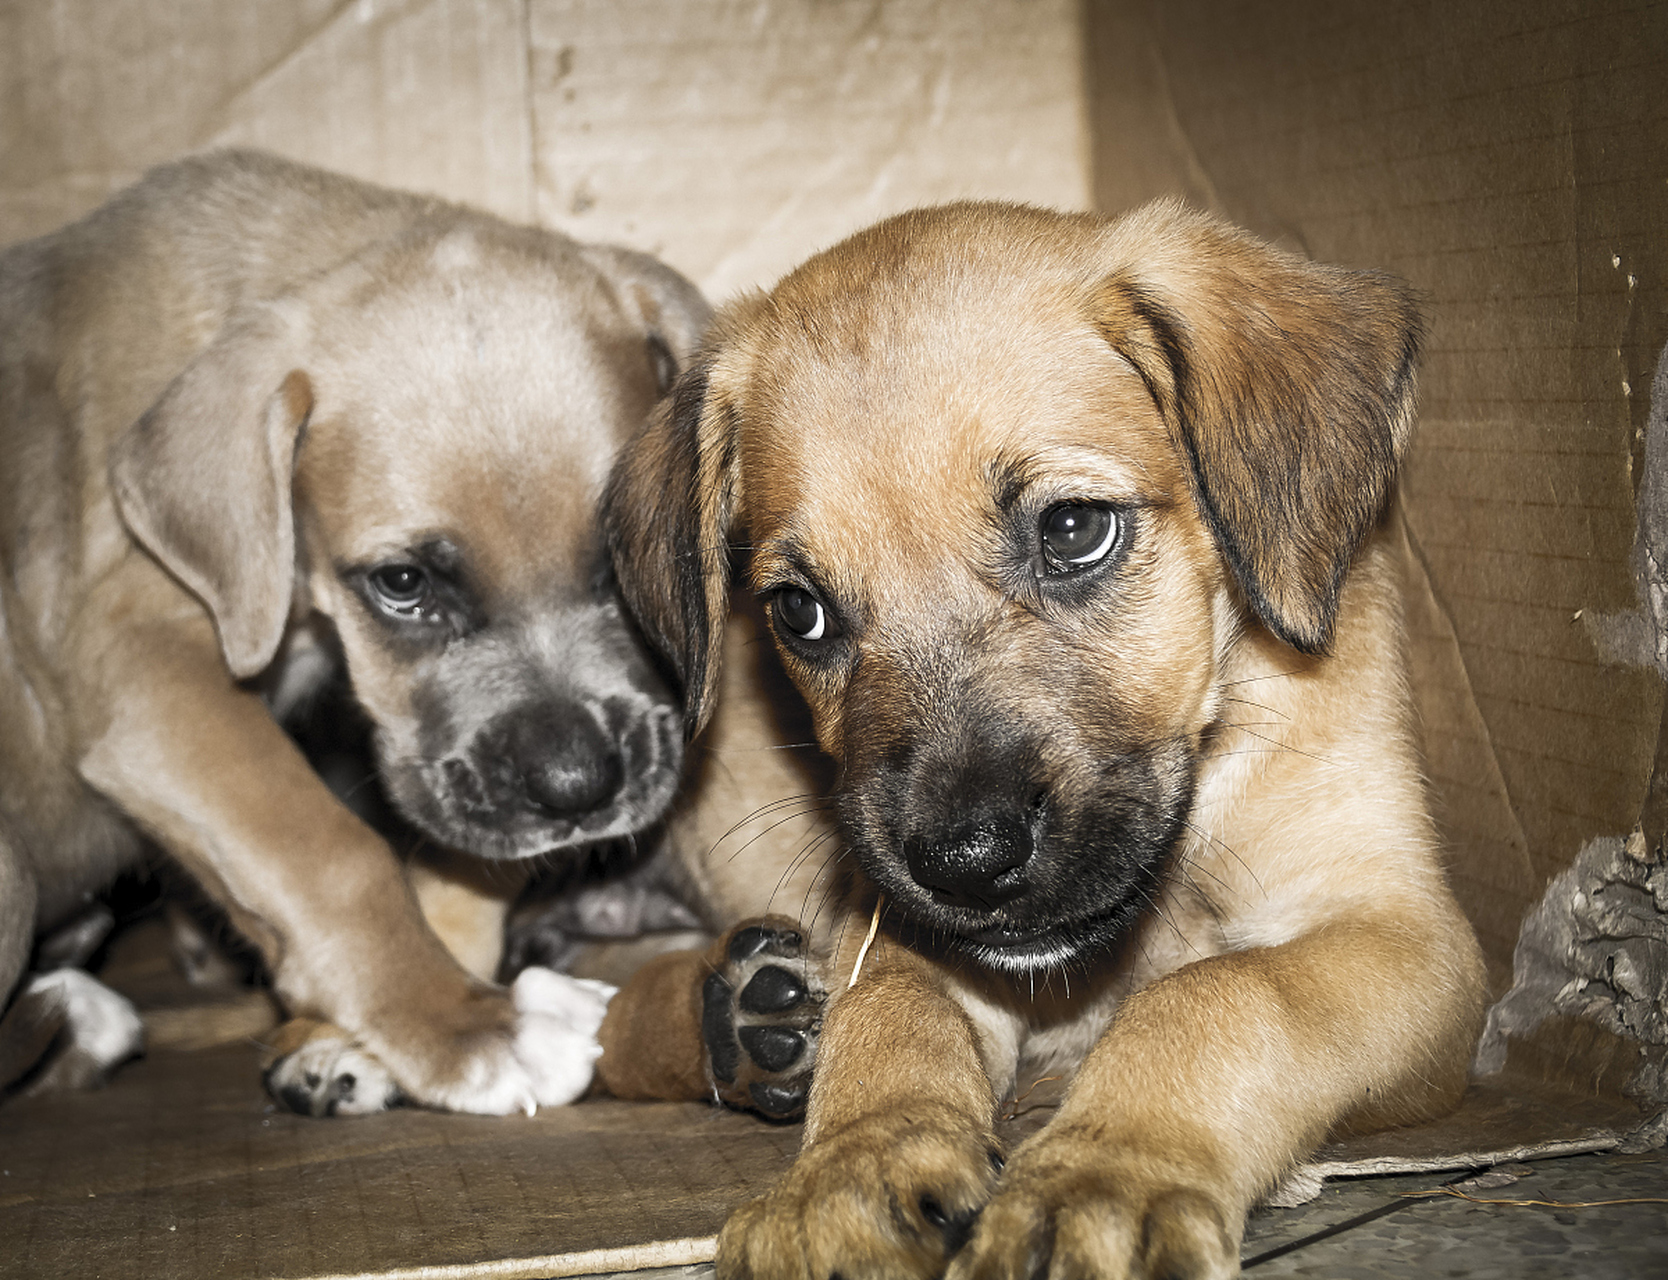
1095,201,1423,653
602,349,740,736
583,245,714,396
110,302,313,679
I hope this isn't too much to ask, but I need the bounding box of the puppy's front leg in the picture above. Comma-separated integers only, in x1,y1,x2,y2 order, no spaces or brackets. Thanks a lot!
954,913,1483,1280
718,950,1004,1280
76,609,597,1114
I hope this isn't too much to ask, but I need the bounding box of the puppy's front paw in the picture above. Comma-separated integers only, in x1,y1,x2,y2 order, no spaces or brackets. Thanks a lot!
950,1126,1240,1280
507,965,615,1107
264,969,613,1118
702,917,825,1119
263,1019,402,1116
3,970,145,1094
717,1105,1001,1280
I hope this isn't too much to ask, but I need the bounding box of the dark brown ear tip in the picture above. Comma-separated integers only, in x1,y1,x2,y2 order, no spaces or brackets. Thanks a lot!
1244,583,1336,657
1268,615,1334,657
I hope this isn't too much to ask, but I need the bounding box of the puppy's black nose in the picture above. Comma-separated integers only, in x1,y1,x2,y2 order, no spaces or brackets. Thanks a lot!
903,815,1032,911
514,712,623,816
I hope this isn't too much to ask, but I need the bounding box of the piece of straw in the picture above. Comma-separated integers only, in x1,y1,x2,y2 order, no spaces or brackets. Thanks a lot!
848,896,885,989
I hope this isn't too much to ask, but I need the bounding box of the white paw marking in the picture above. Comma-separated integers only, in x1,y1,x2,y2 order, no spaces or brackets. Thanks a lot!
507,966,616,1114
26,969,144,1070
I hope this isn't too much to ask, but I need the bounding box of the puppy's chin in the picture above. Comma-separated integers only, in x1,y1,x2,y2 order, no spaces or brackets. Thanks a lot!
381,700,684,862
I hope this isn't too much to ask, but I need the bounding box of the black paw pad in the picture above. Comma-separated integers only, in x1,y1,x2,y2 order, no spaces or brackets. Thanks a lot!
739,1024,805,1072
702,970,740,1085
702,918,826,1122
748,1080,806,1117
274,1080,321,1116
739,964,808,1014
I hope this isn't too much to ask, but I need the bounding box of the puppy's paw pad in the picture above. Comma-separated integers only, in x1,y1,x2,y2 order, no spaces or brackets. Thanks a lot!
265,1030,400,1117
702,917,824,1119
508,966,614,1109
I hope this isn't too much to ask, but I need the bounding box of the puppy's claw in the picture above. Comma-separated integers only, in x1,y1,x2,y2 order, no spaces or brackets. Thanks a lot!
700,917,824,1120
918,1193,978,1255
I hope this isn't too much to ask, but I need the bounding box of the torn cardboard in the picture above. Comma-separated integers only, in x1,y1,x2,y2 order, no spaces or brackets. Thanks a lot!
1471,341,1668,1115
1477,833,1668,1084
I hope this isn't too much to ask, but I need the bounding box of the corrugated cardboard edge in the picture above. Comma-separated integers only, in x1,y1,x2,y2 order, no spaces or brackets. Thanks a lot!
1265,1136,1624,1208
281,1236,716,1280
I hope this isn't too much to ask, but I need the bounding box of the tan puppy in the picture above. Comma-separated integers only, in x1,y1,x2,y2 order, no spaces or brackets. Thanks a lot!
601,200,1488,1277
0,150,708,1113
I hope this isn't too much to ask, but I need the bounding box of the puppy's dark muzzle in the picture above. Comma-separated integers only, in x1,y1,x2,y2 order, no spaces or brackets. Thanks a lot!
407,693,682,861
460,697,665,827
903,815,1033,912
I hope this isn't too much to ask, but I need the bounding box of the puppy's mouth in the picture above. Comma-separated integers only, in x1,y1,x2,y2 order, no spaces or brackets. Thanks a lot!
882,853,1172,975
844,747,1195,975
386,698,684,861
945,894,1158,973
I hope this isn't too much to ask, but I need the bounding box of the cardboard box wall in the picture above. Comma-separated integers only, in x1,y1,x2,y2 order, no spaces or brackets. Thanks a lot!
2,0,1666,1275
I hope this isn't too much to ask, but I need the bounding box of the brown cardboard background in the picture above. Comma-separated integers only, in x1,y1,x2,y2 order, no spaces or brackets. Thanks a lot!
1085,0,1668,991
0,0,1089,297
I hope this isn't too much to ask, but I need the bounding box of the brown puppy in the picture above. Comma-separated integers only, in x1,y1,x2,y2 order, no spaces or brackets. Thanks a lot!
602,200,1488,1277
0,150,707,1113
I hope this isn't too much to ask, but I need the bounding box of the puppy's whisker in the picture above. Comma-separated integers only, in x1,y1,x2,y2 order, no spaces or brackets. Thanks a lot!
797,860,845,939
708,793,832,851
1219,669,1306,688
1182,819,1265,898
719,803,838,868
1221,695,1289,719
1174,847,1232,897
725,792,834,824
1218,724,1336,768
767,828,838,913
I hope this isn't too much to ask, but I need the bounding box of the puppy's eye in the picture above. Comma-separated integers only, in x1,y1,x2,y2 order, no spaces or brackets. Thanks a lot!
1040,504,1119,574
368,564,431,616
775,586,838,642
